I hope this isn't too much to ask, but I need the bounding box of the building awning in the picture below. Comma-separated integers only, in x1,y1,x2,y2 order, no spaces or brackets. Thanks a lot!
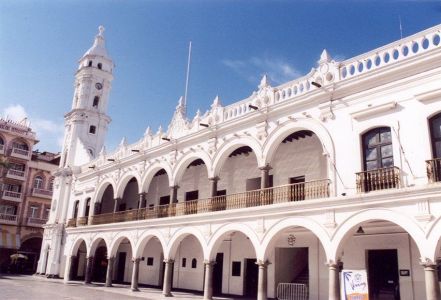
0,230,21,250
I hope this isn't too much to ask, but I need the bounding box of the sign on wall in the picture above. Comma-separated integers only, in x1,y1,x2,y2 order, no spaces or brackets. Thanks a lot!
340,269,369,300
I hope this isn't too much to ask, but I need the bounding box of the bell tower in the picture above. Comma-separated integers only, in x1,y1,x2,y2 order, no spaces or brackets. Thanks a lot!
61,25,113,167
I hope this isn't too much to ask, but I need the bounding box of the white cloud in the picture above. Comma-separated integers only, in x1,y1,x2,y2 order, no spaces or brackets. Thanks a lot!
222,56,301,85
2,104,64,153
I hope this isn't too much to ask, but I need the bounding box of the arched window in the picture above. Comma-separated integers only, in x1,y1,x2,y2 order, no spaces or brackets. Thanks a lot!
429,113,441,158
85,198,91,217
362,127,393,171
97,63,102,70
191,258,197,268
34,176,44,189
93,96,100,108
12,140,28,150
89,125,96,134
88,60,92,67
0,136,4,146
73,201,79,218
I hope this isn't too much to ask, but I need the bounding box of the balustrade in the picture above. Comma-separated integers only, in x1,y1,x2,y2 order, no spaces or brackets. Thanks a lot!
66,218,77,227
88,179,330,226
27,217,48,226
0,213,17,223
426,158,441,183
356,166,400,193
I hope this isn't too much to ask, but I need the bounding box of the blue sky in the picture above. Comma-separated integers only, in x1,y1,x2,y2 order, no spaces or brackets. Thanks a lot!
1,0,441,153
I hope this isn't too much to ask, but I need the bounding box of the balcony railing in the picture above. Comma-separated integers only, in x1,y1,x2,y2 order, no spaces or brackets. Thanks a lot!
426,158,441,183
83,179,330,226
2,190,22,202
10,147,30,160
76,217,88,226
356,166,400,193
32,188,53,199
6,169,26,180
0,213,18,224
67,218,77,227
27,217,48,226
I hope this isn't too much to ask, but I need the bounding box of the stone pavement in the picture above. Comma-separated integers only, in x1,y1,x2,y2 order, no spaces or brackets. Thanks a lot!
0,274,253,300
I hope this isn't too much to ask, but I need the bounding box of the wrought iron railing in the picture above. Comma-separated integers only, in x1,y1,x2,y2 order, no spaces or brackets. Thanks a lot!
27,217,48,226
86,179,330,226
426,158,441,183
76,217,88,226
32,188,53,198
0,213,17,223
356,166,400,193
66,218,77,227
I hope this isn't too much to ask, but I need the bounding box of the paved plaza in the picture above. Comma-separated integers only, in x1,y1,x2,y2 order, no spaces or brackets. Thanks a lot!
0,274,249,300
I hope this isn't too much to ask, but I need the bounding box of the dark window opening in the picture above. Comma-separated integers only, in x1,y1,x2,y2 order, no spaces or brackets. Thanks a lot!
430,113,441,158
89,125,96,134
182,258,186,268
232,261,241,276
191,258,197,268
146,257,154,266
185,190,199,201
88,61,92,67
97,63,102,70
93,96,99,108
159,195,170,206
216,190,226,196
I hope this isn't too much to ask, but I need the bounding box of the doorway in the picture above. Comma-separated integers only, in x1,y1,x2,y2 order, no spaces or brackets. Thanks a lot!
244,258,258,297
213,253,224,295
367,249,400,300
116,252,126,283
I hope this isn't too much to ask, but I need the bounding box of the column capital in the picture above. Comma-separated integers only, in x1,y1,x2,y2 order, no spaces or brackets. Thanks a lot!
138,192,147,196
107,256,115,260
259,165,272,171
169,185,179,189
420,257,437,268
325,259,341,268
86,256,94,261
132,257,141,263
164,258,175,264
208,176,219,182
204,260,216,266
256,260,271,267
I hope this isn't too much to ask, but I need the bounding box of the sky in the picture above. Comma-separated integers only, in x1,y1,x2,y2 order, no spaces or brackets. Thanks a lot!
1,0,441,153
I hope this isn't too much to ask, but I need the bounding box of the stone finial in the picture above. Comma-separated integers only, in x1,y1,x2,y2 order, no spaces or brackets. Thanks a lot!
157,125,163,135
119,137,127,147
319,49,332,64
177,96,184,109
259,74,270,89
144,126,152,137
193,109,201,120
98,25,105,36
99,146,106,156
211,95,222,109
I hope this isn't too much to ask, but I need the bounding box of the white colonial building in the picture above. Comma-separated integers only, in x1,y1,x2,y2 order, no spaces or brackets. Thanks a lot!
38,24,441,300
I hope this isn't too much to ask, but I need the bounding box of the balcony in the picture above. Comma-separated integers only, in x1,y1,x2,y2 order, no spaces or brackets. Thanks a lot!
10,147,30,160
32,188,53,199
6,169,26,181
356,166,401,193
0,213,18,225
76,217,88,226
0,144,4,155
426,158,441,183
27,217,48,226
2,190,22,202
81,179,330,226
66,218,77,228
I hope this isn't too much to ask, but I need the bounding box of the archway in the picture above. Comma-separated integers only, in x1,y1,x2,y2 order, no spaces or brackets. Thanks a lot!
19,236,43,274
136,235,166,288
98,184,115,214
109,237,134,284
69,239,87,281
90,238,108,283
119,178,139,211
146,169,171,207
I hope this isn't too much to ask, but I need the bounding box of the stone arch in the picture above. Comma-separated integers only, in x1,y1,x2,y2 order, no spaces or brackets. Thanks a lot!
134,229,167,258
331,208,427,261
70,237,89,257
93,179,116,204
115,172,142,199
259,216,332,261
213,135,263,177
108,232,135,258
166,227,207,259
206,223,260,261
426,215,441,262
10,137,30,150
172,149,213,185
141,160,173,193
21,232,43,244
89,235,109,256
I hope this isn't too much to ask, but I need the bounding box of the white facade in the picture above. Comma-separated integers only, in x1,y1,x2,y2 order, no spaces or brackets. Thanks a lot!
39,24,441,300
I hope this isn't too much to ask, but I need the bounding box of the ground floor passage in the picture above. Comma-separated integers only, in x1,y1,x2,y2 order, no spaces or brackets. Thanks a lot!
59,227,441,300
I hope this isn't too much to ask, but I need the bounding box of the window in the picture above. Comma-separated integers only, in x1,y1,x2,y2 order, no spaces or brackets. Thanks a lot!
5,184,21,192
9,162,25,171
146,257,154,266
93,96,100,108
185,190,199,201
0,137,4,146
429,113,441,158
73,201,79,218
0,204,16,215
43,208,50,219
12,140,28,150
191,258,197,268
362,127,393,171
232,261,241,276
34,176,44,189
89,125,96,134
48,178,54,191
85,198,91,217
182,258,186,268
29,205,39,218
97,63,102,69
88,60,92,67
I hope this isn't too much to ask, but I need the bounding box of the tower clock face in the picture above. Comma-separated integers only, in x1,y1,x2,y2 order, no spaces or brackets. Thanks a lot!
95,83,103,90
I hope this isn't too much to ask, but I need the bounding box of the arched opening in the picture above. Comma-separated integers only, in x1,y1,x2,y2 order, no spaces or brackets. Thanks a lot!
91,239,108,283
208,231,258,297
11,139,29,151
72,200,79,218
137,236,165,288
33,175,44,189
119,178,139,211
178,158,209,214
92,96,100,108
271,130,328,202
70,240,87,281
111,237,133,284
170,234,205,293
88,60,92,67
18,236,43,274
428,113,441,182
146,169,171,207
335,218,425,300
84,198,91,218
358,127,398,193
99,184,115,214
217,146,260,208
97,63,102,69
89,125,96,134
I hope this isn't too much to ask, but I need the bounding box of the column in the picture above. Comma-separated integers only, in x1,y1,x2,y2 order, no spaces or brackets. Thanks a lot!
88,202,101,225
421,260,441,300
138,193,146,209
327,261,340,300
84,256,94,284
105,256,115,287
113,198,120,212
170,186,178,204
208,177,218,197
67,255,76,281
259,165,272,189
203,261,216,300
131,257,141,291
162,259,174,297
256,260,269,300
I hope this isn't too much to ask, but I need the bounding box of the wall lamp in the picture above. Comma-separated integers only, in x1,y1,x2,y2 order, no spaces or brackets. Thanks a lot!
88,165,96,169
161,137,171,142
311,81,322,88
107,158,115,162
131,149,140,153
199,123,209,128
249,104,259,110
356,226,365,234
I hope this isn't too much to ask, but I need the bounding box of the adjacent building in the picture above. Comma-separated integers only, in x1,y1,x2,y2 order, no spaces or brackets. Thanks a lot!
39,24,441,300
0,118,58,273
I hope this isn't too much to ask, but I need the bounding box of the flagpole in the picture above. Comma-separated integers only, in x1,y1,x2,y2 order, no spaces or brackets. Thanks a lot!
399,15,403,39
184,41,192,115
